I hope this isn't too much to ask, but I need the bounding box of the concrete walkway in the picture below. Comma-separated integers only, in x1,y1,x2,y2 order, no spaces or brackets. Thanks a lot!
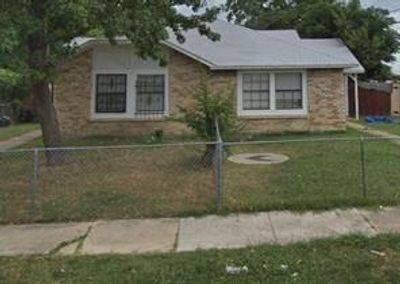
347,121,400,145
1,207,400,256
0,129,42,151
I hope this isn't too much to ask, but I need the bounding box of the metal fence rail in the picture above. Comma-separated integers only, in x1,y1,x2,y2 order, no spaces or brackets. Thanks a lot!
1,133,400,224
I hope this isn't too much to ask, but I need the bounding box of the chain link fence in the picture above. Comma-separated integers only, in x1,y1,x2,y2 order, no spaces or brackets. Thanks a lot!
0,142,218,223
1,134,400,224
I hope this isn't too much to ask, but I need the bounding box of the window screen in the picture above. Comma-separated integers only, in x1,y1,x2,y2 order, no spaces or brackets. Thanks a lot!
95,74,127,113
275,73,303,110
136,75,165,115
242,73,270,110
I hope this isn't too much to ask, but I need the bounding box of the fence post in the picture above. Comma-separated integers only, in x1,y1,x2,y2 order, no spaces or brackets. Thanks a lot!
360,137,368,198
215,118,224,209
29,148,39,215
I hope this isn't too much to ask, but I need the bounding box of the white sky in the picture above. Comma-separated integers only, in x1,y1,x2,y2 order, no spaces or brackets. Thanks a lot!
179,0,400,74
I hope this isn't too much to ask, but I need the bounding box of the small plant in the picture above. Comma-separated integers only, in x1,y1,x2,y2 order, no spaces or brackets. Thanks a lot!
148,129,164,144
176,75,242,167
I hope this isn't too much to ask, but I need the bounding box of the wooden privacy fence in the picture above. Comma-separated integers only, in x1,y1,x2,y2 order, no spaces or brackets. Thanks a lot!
348,80,392,117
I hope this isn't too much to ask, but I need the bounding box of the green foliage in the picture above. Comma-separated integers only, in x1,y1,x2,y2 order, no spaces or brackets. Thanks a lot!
226,0,400,80
176,76,241,141
0,0,221,87
0,0,222,147
0,69,22,89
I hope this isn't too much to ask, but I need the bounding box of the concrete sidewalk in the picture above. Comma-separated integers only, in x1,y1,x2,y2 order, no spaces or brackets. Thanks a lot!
0,129,41,151
1,207,400,256
347,121,400,145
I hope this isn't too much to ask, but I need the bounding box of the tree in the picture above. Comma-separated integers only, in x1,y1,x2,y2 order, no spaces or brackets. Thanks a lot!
0,0,220,163
176,75,241,167
226,0,400,80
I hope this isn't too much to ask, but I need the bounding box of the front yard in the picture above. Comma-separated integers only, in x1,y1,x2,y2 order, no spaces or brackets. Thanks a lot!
1,129,400,223
366,123,400,136
0,123,39,141
1,234,399,283
360,117,400,136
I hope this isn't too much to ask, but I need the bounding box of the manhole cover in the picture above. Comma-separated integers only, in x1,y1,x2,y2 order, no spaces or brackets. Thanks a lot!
228,153,289,165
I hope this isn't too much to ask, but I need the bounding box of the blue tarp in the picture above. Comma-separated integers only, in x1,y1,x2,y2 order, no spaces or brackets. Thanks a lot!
364,116,395,124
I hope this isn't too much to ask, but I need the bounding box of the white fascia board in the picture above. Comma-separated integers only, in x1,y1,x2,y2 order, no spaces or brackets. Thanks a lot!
209,64,360,71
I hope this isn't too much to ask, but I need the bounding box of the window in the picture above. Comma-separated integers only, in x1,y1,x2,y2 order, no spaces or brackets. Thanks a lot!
239,71,306,116
275,73,302,110
135,75,165,115
95,74,127,113
242,73,270,110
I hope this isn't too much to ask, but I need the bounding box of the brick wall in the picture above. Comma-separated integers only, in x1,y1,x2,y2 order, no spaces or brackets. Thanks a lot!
54,46,346,138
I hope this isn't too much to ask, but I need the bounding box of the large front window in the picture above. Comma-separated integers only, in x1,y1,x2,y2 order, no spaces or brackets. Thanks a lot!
93,72,167,118
238,71,307,116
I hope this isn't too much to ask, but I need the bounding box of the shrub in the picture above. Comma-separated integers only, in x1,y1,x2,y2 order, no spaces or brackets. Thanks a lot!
176,75,242,166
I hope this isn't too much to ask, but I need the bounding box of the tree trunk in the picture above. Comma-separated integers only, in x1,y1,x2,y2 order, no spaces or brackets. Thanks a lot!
201,144,216,168
28,0,62,165
31,82,62,165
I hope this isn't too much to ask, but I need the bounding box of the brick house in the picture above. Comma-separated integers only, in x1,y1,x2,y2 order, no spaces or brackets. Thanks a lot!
55,20,364,137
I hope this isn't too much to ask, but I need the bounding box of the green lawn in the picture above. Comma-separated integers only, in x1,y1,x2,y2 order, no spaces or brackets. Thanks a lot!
365,123,400,136
1,234,400,283
357,116,400,136
0,123,39,142
224,130,400,212
2,129,400,223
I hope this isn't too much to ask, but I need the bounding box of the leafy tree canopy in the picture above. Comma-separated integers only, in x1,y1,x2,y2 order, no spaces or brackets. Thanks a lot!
0,0,220,86
0,0,220,150
226,0,400,79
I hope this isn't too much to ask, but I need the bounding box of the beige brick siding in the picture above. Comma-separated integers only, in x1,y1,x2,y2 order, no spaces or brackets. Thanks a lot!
54,47,346,137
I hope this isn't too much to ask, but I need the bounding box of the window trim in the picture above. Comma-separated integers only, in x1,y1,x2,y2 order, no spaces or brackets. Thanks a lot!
91,68,169,120
237,70,308,117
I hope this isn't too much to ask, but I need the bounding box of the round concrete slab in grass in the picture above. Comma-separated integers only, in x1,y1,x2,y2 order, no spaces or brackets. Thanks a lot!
228,153,289,165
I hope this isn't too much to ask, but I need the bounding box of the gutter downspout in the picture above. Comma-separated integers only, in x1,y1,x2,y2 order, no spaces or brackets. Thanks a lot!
349,74,359,121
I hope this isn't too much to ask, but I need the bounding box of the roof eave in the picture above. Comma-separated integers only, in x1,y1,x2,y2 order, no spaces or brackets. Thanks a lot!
209,64,361,71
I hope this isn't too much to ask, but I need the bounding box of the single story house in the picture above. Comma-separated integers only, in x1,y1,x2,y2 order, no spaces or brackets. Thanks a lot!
55,20,364,137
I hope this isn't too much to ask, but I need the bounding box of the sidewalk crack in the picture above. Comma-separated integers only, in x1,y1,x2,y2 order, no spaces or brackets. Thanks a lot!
49,224,93,256
354,208,377,234
172,219,181,252
267,213,278,243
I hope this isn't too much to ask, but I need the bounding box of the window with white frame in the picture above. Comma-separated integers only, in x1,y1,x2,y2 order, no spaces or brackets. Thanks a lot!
242,72,270,110
135,74,165,115
95,74,127,113
238,71,307,116
93,72,167,118
275,73,303,110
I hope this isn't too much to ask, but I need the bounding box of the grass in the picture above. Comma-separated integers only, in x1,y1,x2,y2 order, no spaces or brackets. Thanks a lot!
357,116,400,136
365,123,400,136
1,234,400,283
2,129,400,223
0,123,39,142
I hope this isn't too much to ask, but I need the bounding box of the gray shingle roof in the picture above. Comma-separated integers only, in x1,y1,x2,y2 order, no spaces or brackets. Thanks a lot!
164,20,363,71
75,20,364,72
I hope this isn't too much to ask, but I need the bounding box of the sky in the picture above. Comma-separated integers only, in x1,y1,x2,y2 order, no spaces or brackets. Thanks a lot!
179,0,400,74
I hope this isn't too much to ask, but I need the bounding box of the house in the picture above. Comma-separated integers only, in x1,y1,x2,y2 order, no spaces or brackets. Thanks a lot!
54,20,364,137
